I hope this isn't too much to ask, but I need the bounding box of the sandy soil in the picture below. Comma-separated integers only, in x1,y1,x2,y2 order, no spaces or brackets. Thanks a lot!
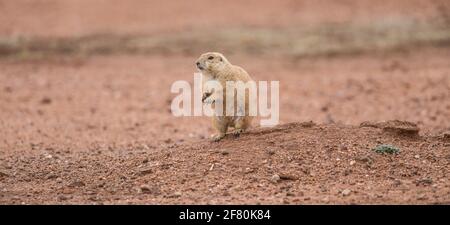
0,47,449,204
0,0,449,204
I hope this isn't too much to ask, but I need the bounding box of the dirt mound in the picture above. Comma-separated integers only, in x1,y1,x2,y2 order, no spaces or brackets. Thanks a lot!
1,123,448,204
360,120,420,136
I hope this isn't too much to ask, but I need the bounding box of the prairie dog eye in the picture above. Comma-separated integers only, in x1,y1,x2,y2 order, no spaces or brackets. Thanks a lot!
207,56,214,60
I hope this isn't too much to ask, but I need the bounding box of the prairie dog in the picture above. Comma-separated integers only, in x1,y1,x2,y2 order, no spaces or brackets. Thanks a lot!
195,52,254,141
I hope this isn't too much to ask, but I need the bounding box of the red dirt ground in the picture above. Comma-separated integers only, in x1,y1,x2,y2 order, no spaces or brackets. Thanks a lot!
1,47,449,204
0,0,449,204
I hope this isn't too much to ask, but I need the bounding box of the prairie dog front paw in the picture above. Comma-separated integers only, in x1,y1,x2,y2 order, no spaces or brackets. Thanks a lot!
202,92,215,104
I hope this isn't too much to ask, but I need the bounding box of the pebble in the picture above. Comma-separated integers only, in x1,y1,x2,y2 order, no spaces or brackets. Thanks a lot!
417,194,427,200
286,192,295,197
139,185,159,195
40,97,52,105
57,195,69,201
279,173,297,180
271,174,281,183
68,181,85,188
349,160,356,166
266,149,275,155
0,171,10,177
220,150,229,155
139,185,151,193
342,189,351,196
46,174,58,179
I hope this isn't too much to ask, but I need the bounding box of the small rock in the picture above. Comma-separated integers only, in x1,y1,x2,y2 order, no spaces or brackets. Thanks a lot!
266,149,275,155
443,132,450,140
382,120,419,136
232,185,242,191
40,97,52,105
46,174,58,179
173,191,182,197
138,167,153,176
68,181,85,188
349,160,356,166
416,178,433,186
414,155,420,159
286,192,295,197
271,174,281,183
57,195,70,201
393,180,402,186
85,191,96,195
343,169,352,176
139,185,159,195
220,150,229,155
138,184,161,195
279,173,298,180
417,194,427,200
0,171,10,177
342,189,351,196
245,168,254,174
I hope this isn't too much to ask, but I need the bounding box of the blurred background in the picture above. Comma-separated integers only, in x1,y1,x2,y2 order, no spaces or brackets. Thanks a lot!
1,0,450,56
0,0,449,151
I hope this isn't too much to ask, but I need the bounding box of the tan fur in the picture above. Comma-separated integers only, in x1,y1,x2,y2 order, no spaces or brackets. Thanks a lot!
196,52,254,141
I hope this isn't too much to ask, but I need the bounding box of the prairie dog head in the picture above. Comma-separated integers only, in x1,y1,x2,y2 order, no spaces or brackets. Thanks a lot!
195,52,230,75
